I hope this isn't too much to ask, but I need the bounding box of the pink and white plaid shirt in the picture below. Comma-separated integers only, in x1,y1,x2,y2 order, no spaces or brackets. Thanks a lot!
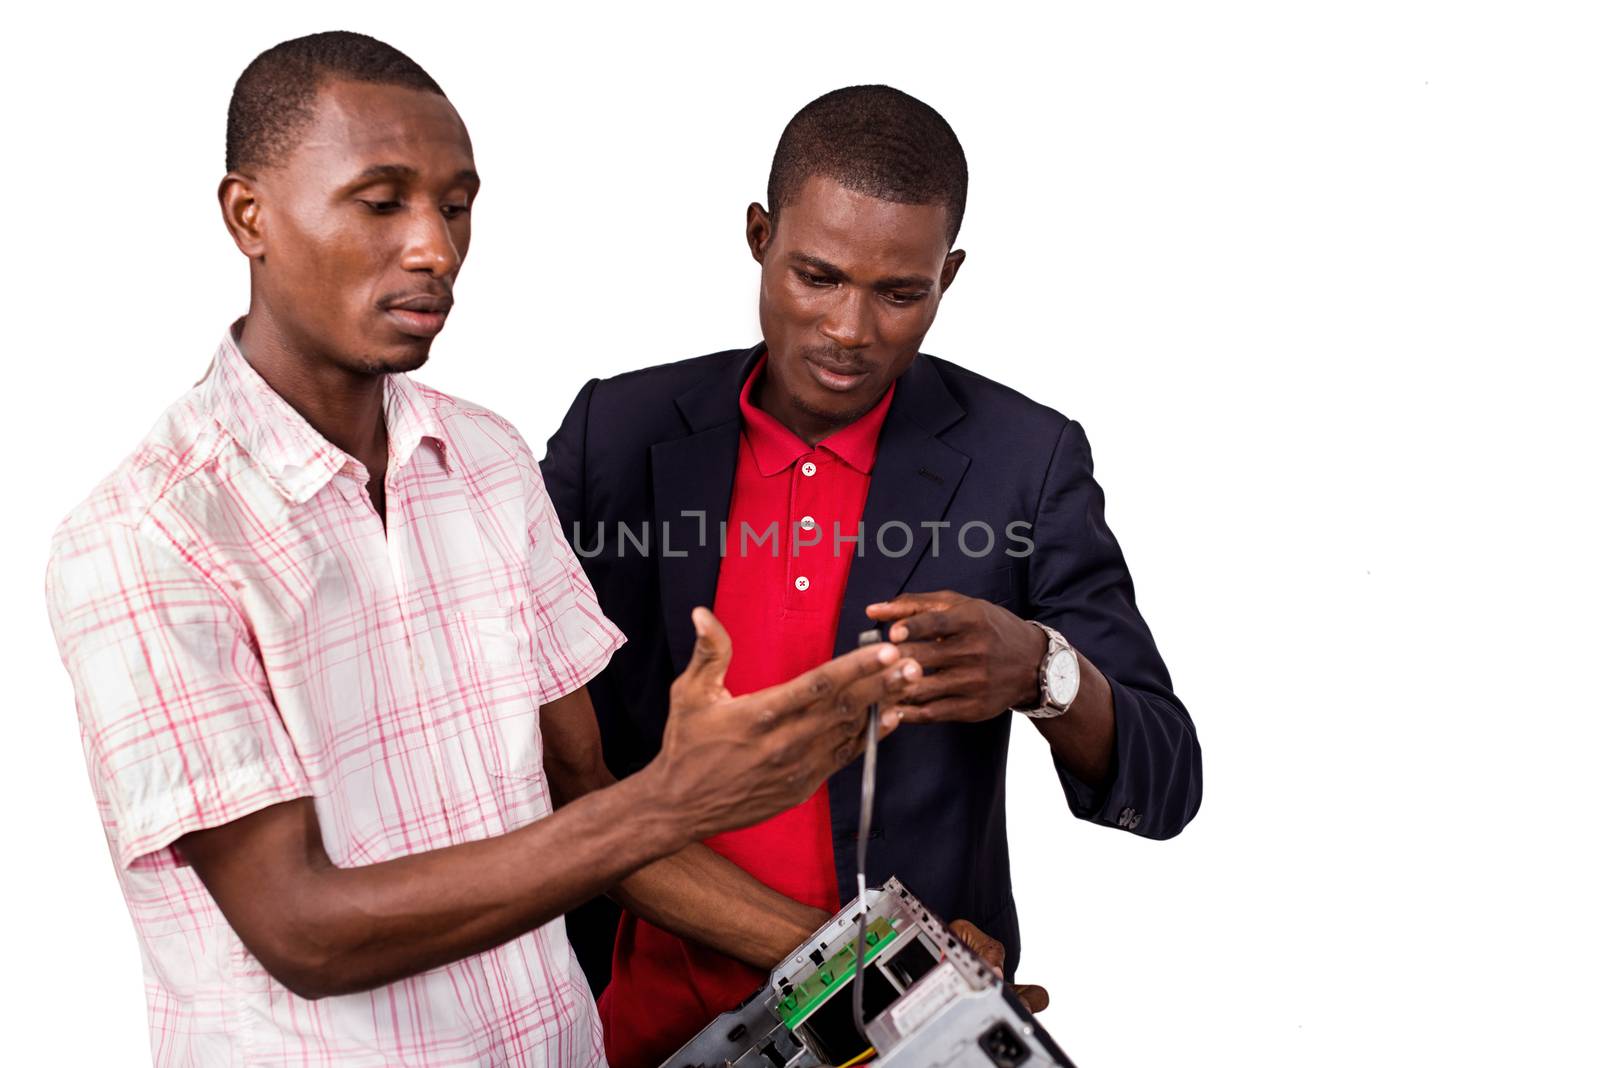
45,321,625,1066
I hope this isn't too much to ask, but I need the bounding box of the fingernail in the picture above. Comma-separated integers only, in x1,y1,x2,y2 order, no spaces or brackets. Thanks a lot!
901,660,920,679
882,709,902,730
890,625,907,642
876,643,897,663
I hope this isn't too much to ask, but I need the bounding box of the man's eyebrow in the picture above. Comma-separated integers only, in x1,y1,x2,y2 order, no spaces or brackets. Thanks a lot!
788,253,932,291
350,163,419,183
789,253,849,280
346,164,481,186
872,273,935,291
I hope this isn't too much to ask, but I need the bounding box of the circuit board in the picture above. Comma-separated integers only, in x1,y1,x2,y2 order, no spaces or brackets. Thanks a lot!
663,877,1076,1068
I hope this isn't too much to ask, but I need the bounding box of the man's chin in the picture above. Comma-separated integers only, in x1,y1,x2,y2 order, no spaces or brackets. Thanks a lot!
792,385,882,429
355,343,432,376
380,352,431,375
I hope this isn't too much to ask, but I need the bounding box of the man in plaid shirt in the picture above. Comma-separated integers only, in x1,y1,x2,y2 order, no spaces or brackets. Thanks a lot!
43,32,918,1067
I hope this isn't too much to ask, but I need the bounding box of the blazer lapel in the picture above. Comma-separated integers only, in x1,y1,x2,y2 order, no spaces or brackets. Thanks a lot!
834,356,970,657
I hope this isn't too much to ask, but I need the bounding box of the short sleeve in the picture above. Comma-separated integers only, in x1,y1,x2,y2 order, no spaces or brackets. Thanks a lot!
44,515,312,870
517,441,626,704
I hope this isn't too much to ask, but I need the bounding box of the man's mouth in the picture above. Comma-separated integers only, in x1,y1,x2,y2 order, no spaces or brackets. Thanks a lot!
803,354,871,392
383,294,453,339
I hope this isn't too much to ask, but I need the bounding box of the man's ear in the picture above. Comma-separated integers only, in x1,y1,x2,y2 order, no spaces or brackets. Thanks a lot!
939,248,967,292
219,173,267,259
746,202,774,264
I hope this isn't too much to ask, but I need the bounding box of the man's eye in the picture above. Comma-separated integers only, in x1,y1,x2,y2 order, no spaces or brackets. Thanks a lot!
442,204,471,219
360,200,402,214
884,292,924,306
798,271,833,287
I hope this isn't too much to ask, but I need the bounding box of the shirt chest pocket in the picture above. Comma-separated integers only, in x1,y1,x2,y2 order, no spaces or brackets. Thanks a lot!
446,601,545,783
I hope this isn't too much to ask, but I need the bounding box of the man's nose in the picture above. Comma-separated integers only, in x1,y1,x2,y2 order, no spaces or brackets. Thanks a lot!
818,287,874,350
400,209,463,277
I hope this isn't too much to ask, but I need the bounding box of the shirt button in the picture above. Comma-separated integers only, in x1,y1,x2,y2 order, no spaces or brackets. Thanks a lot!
795,576,811,591
799,515,817,531
801,461,817,477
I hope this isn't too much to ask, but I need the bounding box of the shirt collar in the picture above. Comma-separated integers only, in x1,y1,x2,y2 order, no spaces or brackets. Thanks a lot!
200,318,452,504
736,352,897,477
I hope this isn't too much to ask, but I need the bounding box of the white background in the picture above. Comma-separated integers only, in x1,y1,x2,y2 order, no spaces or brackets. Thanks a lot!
3,2,1596,1064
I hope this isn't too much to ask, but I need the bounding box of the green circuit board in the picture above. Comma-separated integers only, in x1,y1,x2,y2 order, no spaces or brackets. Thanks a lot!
777,916,900,1029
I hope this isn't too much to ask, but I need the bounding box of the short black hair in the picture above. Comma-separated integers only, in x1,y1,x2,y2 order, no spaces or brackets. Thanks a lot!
767,85,968,247
226,31,445,174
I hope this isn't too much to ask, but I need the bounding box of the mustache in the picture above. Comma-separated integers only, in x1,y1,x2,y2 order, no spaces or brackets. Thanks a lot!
378,282,454,310
798,346,870,375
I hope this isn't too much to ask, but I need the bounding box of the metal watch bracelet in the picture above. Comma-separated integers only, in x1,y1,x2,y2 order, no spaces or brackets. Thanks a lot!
1012,621,1076,720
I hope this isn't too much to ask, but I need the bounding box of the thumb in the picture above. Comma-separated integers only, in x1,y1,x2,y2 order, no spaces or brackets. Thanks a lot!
949,919,1006,975
1011,983,1050,1014
682,607,732,697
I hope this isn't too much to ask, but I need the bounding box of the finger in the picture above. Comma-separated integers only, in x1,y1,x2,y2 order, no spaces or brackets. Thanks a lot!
949,919,1006,975
789,660,922,768
679,607,732,697
889,640,960,673
844,687,908,754
812,663,922,768
831,657,923,722
886,608,963,644
892,666,978,706
1011,983,1050,1014
758,642,904,721
897,697,976,725
878,663,970,720
828,696,908,766
880,702,913,724
865,590,959,621
877,706,903,738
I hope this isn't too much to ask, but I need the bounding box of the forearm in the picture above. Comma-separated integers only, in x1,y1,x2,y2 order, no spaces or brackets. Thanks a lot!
610,846,828,969
554,758,826,968
542,686,827,969
1038,665,1203,838
191,770,689,999
183,626,914,1001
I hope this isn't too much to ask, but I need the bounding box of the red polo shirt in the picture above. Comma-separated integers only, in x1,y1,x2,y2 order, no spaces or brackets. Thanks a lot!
599,355,896,1067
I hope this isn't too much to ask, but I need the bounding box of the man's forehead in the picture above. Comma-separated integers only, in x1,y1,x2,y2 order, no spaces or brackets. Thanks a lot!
780,176,951,270
291,79,473,169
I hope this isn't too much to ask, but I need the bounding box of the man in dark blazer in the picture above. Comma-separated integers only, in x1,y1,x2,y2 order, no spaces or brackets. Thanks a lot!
542,85,1201,1065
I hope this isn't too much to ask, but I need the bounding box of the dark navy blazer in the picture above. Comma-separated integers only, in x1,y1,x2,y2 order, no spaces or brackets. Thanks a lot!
540,344,1202,992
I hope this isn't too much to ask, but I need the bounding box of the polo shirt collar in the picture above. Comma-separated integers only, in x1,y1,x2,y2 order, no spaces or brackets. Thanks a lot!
201,318,452,504
736,352,897,477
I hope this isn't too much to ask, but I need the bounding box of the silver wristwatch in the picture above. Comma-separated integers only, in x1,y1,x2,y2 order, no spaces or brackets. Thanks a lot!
1012,622,1080,719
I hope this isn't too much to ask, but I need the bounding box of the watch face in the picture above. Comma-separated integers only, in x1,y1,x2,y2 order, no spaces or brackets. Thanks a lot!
1045,649,1080,707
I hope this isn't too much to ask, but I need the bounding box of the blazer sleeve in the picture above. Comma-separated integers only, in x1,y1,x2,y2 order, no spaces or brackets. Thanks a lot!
541,378,599,538
1026,419,1202,839
538,378,650,780
541,378,630,995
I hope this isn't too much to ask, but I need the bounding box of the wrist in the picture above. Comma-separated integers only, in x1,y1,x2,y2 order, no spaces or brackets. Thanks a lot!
1014,622,1081,720
1011,622,1050,708
760,903,830,969
620,762,698,857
